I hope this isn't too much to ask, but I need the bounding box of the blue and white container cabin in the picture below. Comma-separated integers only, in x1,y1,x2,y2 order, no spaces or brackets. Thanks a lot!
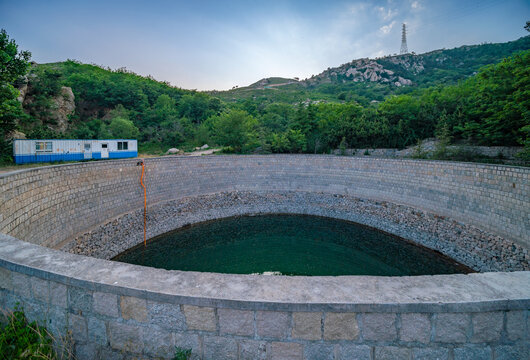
13,139,138,164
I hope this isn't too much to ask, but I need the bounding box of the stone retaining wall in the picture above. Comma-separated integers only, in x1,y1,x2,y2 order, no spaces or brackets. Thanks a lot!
0,234,529,360
0,156,529,359
0,155,528,248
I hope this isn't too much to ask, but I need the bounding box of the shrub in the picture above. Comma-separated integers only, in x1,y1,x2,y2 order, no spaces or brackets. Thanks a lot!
0,305,56,359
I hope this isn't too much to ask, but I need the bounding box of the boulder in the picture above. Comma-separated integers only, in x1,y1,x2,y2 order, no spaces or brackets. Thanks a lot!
200,144,209,150
165,148,180,155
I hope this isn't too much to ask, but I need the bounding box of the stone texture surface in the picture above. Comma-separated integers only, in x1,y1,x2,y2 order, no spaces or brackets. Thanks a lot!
183,305,217,332
303,343,335,360
269,342,303,360
453,345,492,360
120,296,147,322
434,313,470,343
471,311,503,343
256,311,290,339
108,321,143,353
239,340,267,360
218,308,254,336
362,313,397,341
93,292,118,317
506,310,526,341
147,300,186,331
338,344,371,360
324,312,359,340
203,336,238,360
400,313,431,343
375,346,411,360
412,347,449,360
292,312,322,340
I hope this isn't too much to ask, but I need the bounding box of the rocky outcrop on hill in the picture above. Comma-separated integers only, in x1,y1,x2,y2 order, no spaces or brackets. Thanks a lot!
49,86,75,133
305,57,415,87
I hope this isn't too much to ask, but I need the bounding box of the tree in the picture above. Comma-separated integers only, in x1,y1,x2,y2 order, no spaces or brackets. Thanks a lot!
0,29,31,162
107,117,140,139
213,110,258,152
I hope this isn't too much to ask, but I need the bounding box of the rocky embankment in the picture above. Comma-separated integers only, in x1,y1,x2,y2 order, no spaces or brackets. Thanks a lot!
64,191,528,272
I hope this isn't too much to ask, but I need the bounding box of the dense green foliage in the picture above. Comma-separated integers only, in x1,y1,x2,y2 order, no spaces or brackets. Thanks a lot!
2,28,529,163
0,306,56,359
0,29,31,163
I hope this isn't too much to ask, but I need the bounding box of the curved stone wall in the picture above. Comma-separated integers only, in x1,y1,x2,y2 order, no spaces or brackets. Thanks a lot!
1,155,529,359
1,155,528,249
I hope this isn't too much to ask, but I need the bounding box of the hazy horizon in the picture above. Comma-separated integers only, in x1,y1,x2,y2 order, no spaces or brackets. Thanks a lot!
1,0,528,91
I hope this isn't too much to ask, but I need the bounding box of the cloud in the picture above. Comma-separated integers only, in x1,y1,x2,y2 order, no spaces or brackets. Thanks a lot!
380,20,397,35
411,1,423,10
376,6,398,21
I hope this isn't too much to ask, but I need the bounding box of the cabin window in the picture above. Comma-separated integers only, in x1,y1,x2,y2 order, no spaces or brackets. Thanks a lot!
84,143,91,151
117,141,128,150
102,143,108,149
36,141,52,152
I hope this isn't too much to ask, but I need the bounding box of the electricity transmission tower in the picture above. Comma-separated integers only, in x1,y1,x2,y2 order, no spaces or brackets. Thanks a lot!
400,23,408,54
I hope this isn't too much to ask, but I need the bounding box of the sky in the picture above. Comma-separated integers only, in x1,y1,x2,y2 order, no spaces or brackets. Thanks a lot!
1,0,529,90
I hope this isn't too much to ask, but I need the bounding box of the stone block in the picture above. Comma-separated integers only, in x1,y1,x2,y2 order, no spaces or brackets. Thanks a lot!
506,310,526,341
183,305,216,332
173,332,201,360
471,311,503,343
412,347,450,360
140,326,174,358
147,300,186,331
434,313,469,343
400,313,431,343
269,342,303,360
30,277,49,303
292,312,321,340
338,344,371,360
12,272,31,298
218,308,254,336
324,312,359,340
108,321,143,354
87,316,107,345
46,306,68,338
98,348,124,360
374,346,411,360
362,313,396,341
0,268,12,291
494,344,529,360
68,286,92,315
203,335,238,360
74,343,98,360
256,311,290,339
68,313,87,343
304,343,335,360
93,292,119,318
50,282,67,308
239,339,267,360
120,296,147,322
453,346,491,360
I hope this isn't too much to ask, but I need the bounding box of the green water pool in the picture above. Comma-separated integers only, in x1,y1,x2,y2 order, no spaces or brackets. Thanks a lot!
113,214,471,276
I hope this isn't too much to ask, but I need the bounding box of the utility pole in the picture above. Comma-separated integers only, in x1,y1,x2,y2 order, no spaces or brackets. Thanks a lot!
400,23,408,55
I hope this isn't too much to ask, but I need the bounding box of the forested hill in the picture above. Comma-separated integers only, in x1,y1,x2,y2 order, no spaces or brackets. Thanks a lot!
1,29,528,164
214,36,530,104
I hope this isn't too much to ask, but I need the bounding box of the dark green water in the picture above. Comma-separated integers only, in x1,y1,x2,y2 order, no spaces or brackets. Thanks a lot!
113,214,471,276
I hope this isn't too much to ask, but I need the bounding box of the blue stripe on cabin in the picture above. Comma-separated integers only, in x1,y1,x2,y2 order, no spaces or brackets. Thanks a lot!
14,151,137,164
109,151,138,159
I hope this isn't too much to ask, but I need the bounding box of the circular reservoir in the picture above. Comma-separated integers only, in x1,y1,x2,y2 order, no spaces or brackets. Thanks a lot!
113,214,472,276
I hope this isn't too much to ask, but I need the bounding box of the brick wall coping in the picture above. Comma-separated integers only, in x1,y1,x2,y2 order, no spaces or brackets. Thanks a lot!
1,233,528,313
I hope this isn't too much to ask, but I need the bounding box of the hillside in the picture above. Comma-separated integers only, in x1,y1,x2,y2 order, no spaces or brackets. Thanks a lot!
2,30,528,164
213,36,530,104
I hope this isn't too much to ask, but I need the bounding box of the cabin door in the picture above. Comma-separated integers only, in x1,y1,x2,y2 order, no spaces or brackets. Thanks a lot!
101,143,109,158
83,142,92,159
